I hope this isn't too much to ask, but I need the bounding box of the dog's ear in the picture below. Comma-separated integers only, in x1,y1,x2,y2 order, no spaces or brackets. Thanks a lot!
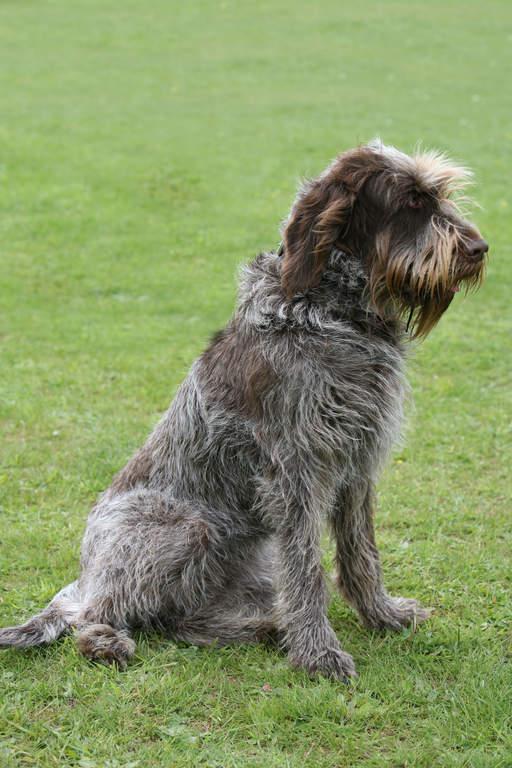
281,179,353,298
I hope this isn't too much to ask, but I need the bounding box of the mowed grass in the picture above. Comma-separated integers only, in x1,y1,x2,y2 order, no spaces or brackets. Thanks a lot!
0,1,511,766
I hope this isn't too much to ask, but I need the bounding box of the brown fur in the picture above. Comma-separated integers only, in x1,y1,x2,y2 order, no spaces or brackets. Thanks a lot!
109,445,154,495
281,142,486,337
200,326,277,418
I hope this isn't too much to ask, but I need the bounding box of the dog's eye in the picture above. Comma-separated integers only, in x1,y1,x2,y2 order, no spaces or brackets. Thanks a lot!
408,196,423,210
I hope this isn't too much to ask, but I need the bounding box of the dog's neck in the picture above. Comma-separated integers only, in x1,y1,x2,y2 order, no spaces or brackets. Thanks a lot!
239,249,403,344
323,249,405,339
325,247,369,294
275,243,369,302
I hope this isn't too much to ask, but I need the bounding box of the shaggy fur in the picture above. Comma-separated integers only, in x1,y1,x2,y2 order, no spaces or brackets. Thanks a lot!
0,140,488,679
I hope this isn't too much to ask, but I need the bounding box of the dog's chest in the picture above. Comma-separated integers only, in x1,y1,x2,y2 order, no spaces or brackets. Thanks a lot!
319,338,407,473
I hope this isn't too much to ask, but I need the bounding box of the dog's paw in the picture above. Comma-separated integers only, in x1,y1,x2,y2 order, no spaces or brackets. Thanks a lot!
362,596,432,632
290,646,357,682
76,624,136,670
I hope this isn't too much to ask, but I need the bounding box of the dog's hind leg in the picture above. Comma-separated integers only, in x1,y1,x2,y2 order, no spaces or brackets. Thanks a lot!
75,616,136,670
171,540,278,646
171,607,276,647
75,489,260,665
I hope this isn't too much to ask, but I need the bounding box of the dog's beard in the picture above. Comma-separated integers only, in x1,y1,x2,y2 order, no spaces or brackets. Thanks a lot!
370,227,486,338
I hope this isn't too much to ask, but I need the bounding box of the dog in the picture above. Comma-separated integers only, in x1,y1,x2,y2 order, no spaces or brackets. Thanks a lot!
0,140,488,679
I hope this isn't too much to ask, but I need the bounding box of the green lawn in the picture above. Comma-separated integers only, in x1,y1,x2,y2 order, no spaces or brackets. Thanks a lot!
1,1,511,766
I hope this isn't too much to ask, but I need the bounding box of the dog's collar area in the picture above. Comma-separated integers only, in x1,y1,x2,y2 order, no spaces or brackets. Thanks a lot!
276,244,369,302
276,243,366,278
328,248,368,288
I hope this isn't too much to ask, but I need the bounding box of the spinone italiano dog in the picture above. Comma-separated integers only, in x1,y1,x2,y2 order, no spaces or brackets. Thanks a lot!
0,140,488,680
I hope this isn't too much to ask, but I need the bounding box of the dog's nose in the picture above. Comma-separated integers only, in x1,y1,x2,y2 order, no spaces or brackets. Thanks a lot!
466,239,489,260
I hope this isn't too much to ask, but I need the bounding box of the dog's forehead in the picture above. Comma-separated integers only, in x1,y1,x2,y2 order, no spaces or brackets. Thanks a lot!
366,139,471,196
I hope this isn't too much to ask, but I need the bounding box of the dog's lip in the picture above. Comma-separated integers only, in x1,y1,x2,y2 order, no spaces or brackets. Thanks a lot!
451,283,461,293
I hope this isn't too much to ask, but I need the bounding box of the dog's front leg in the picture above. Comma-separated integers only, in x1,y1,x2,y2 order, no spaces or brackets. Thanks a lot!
270,464,357,681
331,482,431,631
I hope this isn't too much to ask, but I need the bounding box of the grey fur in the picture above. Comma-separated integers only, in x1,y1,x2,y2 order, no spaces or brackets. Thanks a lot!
0,142,487,679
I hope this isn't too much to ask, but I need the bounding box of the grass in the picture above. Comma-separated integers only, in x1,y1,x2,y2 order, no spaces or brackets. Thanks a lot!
0,0,511,765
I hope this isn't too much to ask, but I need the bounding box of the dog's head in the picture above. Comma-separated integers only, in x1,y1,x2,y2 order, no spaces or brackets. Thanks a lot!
281,140,488,336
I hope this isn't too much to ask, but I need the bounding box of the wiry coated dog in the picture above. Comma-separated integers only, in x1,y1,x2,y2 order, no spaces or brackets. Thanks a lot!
0,141,488,679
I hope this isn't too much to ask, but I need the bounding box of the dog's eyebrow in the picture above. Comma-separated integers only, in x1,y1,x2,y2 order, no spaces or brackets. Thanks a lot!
367,139,472,198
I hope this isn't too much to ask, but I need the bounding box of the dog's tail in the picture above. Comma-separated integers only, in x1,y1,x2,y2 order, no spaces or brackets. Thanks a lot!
0,581,81,649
